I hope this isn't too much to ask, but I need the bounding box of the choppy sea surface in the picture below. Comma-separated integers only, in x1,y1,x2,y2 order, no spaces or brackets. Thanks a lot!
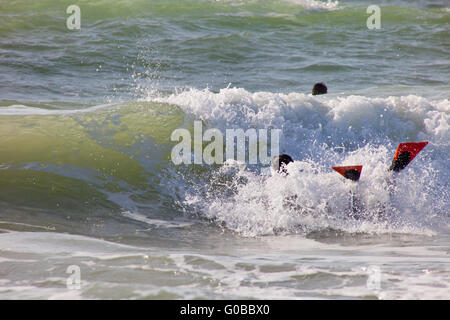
0,0,449,299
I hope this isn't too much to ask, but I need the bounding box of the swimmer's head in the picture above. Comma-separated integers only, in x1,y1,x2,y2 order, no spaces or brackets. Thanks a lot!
272,154,294,174
312,82,327,95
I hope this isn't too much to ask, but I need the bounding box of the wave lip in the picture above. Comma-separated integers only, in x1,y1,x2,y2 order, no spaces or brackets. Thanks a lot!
0,104,112,115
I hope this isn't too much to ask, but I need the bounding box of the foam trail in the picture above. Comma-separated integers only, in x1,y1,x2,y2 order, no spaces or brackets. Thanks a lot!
282,0,339,11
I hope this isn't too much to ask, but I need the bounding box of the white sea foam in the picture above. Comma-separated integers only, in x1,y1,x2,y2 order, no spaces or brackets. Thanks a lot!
213,0,339,11
282,0,339,11
150,87,449,237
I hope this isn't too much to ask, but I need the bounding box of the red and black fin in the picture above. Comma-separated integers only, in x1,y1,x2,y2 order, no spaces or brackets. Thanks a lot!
332,165,363,181
389,142,428,172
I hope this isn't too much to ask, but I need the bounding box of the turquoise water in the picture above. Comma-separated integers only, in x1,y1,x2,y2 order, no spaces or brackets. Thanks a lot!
0,0,449,299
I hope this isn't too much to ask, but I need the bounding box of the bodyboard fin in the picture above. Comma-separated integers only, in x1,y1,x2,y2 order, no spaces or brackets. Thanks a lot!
389,141,428,172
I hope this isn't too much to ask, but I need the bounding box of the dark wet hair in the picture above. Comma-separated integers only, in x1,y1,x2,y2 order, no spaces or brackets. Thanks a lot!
272,154,294,174
312,82,327,95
